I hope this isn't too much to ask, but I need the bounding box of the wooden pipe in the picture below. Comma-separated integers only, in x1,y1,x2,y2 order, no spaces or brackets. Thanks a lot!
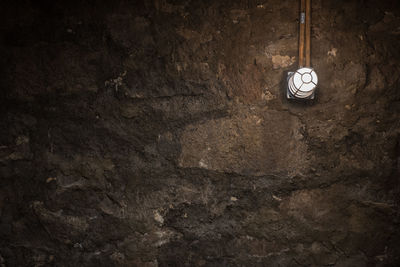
298,0,305,68
305,0,311,67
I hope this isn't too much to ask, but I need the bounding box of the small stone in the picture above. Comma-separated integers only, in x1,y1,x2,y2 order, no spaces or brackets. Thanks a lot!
73,243,83,249
230,196,238,201
262,90,275,101
327,48,337,57
153,210,164,224
46,177,57,183
16,136,29,145
199,159,208,168
272,195,282,201
271,55,296,69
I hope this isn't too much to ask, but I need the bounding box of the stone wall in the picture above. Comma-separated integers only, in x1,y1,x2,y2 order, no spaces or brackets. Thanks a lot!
1,0,400,266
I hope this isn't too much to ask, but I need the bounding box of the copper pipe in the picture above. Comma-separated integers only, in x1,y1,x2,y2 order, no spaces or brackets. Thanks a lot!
305,0,311,67
298,0,305,68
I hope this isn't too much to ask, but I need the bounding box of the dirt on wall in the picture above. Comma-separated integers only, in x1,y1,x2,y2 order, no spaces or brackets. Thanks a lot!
1,0,400,266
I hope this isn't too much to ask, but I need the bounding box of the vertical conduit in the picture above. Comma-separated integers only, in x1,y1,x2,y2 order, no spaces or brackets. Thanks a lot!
305,0,311,67
299,0,305,68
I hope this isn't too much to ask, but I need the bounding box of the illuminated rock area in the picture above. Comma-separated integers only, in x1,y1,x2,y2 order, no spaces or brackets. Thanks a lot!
1,0,400,266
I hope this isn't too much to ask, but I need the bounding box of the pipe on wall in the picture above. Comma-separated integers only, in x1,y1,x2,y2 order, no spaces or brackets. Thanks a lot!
299,0,305,68
305,0,311,67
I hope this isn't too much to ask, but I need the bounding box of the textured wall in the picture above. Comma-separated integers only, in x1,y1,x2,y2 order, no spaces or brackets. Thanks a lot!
1,0,400,266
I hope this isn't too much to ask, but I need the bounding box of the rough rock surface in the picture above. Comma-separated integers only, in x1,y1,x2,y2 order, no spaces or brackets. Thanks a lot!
1,0,400,266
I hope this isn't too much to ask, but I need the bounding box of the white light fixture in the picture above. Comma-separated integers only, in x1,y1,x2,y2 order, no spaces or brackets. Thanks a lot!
287,67,318,99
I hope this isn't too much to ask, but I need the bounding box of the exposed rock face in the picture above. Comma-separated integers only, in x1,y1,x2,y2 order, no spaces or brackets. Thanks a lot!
1,0,400,266
179,109,307,176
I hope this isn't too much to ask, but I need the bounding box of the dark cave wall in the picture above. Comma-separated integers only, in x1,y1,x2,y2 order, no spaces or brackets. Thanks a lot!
1,0,400,266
